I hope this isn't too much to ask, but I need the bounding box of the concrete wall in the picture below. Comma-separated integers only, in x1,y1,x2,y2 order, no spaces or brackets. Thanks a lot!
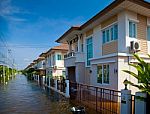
75,62,85,83
117,56,139,94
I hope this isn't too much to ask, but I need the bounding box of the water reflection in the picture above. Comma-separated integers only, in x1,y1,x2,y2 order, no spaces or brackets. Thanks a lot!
0,75,73,114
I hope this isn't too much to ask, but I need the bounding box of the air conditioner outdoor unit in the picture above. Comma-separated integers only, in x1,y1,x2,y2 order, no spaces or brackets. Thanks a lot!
130,41,141,53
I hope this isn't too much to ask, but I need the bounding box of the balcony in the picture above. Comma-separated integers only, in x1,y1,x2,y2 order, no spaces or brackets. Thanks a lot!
64,52,85,67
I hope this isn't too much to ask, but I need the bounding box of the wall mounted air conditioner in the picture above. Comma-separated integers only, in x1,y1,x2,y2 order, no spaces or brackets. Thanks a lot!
130,41,141,53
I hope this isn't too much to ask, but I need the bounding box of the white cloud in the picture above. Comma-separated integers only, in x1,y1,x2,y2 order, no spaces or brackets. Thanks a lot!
0,0,27,22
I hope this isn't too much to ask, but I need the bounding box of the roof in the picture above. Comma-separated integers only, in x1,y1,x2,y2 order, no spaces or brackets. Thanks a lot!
45,44,68,56
56,0,150,43
56,26,80,43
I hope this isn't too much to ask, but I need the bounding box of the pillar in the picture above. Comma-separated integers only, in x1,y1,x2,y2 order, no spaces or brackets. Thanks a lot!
65,80,70,98
120,89,131,114
54,79,57,90
135,92,147,114
49,77,51,87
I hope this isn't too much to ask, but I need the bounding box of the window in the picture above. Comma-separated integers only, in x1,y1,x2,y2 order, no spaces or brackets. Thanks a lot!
97,65,102,83
57,54,62,60
147,26,150,41
102,24,118,44
97,64,109,84
102,31,106,44
86,37,93,66
129,21,137,38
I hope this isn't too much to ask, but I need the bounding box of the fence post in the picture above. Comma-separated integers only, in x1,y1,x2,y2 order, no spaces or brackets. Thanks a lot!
65,80,70,98
38,75,39,84
54,79,57,90
120,89,131,114
48,77,51,88
135,92,147,114
43,76,45,85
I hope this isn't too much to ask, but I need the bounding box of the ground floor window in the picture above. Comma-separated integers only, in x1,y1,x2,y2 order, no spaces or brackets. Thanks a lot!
97,64,109,84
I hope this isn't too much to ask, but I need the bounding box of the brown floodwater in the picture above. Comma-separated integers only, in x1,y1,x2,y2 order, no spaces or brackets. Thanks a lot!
0,75,98,114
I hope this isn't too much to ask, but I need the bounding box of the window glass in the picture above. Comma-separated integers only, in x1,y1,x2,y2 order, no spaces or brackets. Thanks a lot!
110,27,114,40
97,65,102,83
102,24,118,44
57,54,61,60
97,64,109,84
129,21,136,38
86,37,93,66
106,29,110,42
102,31,106,44
114,24,118,40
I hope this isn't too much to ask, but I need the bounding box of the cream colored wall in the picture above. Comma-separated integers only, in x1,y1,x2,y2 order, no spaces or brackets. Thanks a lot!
101,15,117,29
75,62,85,83
118,56,139,94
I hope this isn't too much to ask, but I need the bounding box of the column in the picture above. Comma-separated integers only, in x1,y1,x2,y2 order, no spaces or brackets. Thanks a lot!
49,77,51,88
65,80,70,98
135,92,147,114
54,79,57,90
120,89,131,114
77,35,81,52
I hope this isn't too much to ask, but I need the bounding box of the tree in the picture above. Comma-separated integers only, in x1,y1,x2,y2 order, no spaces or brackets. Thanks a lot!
123,54,150,95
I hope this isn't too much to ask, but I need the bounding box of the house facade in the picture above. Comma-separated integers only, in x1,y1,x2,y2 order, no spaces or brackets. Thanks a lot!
56,0,150,93
45,44,68,79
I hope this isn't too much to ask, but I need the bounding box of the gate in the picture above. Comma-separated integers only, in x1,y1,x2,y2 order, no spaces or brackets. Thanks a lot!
70,82,121,114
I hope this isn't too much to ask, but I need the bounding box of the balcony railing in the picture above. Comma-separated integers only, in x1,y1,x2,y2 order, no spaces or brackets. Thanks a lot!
64,52,75,58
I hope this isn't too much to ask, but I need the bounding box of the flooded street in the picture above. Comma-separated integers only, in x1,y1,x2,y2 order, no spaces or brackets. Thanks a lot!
0,75,73,114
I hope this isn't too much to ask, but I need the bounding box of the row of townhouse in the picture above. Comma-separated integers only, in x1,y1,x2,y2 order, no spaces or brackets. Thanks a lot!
25,0,150,94
26,44,68,84
55,0,150,93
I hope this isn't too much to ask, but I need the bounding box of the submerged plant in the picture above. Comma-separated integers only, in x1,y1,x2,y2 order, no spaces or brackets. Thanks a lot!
123,54,150,95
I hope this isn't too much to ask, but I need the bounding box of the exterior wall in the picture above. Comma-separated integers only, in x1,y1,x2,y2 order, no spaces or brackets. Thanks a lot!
137,14,147,54
102,41,118,55
148,41,150,54
93,25,102,58
118,11,127,53
101,15,117,29
90,57,118,90
75,62,85,83
86,29,93,37
84,67,91,85
117,56,139,94
64,57,76,67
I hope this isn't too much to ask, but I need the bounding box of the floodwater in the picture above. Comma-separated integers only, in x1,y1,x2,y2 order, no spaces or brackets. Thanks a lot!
0,75,73,114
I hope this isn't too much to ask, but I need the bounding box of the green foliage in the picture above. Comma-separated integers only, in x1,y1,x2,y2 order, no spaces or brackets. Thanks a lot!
123,54,150,95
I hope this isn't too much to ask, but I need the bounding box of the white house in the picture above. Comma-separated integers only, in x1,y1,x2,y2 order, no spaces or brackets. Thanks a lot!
56,0,150,93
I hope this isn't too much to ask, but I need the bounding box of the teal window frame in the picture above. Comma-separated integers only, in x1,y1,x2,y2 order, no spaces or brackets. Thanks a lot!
102,24,118,44
86,37,93,66
129,21,137,38
57,54,62,60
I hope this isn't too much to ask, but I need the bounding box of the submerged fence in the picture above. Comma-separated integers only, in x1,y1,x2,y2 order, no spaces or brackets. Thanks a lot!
70,81,122,114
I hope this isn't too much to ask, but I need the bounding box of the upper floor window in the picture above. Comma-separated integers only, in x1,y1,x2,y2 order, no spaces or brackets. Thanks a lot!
129,21,137,38
57,54,62,60
147,26,150,41
86,37,93,66
102,24,118,44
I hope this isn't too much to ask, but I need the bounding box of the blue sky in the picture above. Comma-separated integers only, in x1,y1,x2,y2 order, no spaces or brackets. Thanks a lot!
0,0,149,69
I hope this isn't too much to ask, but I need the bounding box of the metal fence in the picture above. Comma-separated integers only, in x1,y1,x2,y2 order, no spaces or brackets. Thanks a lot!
70,81,121,114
